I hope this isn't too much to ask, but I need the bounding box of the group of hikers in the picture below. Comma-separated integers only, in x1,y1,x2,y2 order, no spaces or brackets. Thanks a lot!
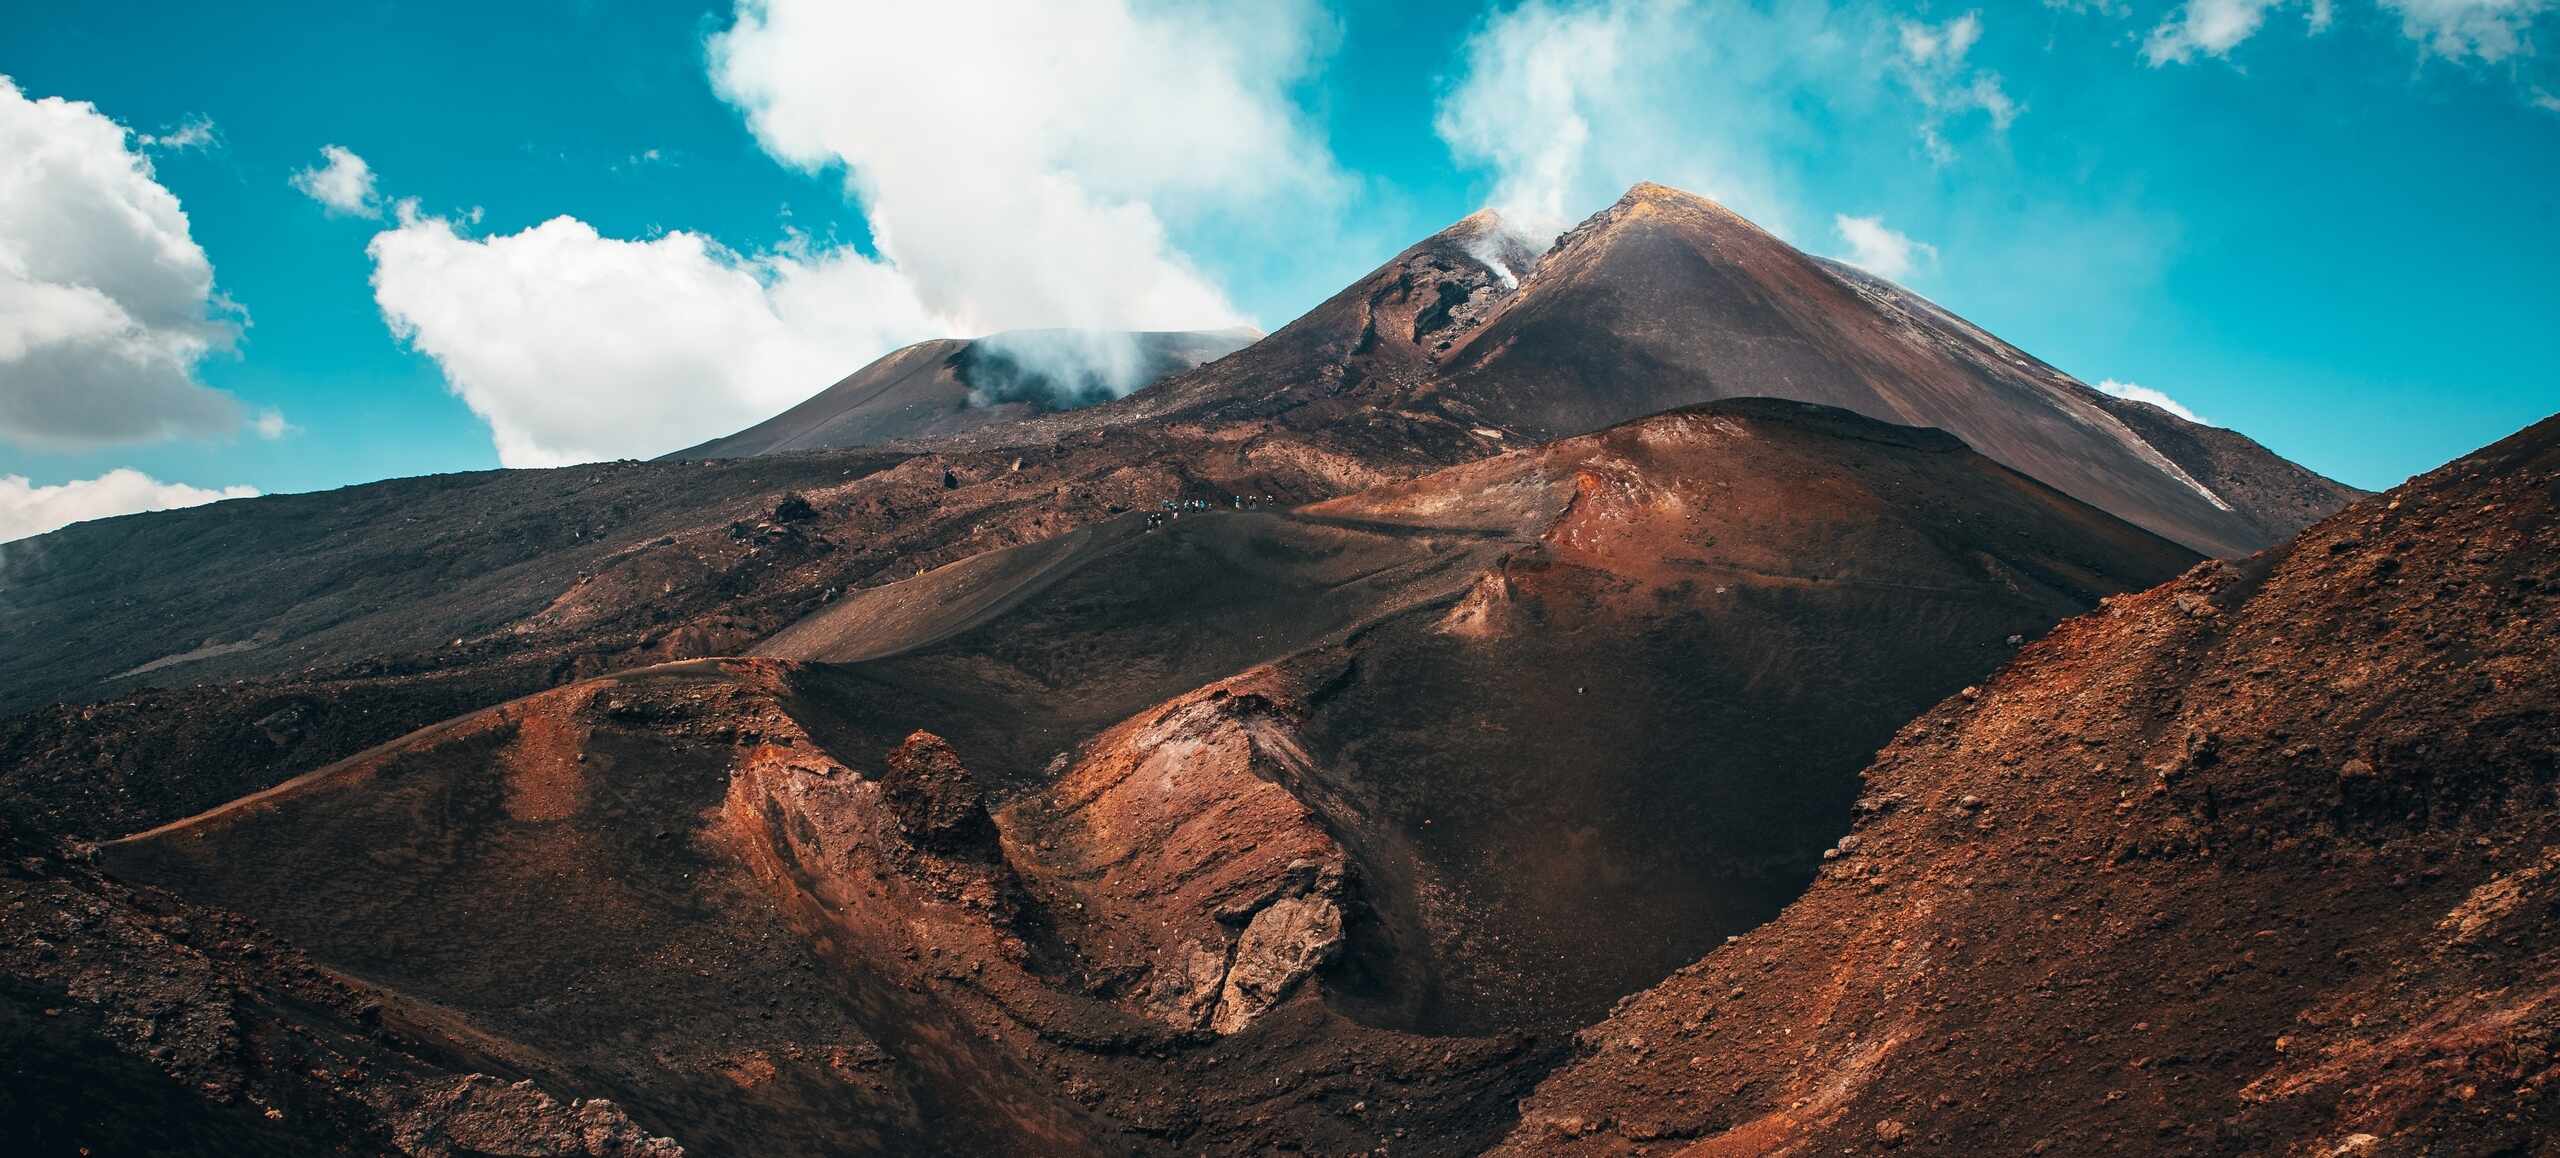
1144,494,1279,530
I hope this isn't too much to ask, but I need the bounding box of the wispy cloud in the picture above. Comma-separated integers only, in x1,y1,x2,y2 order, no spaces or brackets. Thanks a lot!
139,113,219,151
2139,0,2551,68
291,144,382,218
1893,11,2020,164
2144,0,2289,65
2378,0,2552,61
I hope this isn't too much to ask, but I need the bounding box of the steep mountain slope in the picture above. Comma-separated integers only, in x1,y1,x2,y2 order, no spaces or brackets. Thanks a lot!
1494,414,2557,1156
2088,388,2367,547
88,400,2196,1155
1420,185,2351,556
677,327,1256,458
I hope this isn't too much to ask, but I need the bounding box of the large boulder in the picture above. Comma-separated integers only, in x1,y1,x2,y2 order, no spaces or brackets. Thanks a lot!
879,731,998,854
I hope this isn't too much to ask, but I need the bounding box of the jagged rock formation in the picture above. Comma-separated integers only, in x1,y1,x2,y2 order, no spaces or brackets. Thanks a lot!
1493,414,2558,1156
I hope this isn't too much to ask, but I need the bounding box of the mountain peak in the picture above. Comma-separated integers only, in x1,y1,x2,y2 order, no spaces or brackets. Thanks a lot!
1618,179,1696,205
1577,180,1769,241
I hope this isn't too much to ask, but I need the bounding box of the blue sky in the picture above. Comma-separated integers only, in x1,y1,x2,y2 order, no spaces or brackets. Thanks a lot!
2,0,2555,540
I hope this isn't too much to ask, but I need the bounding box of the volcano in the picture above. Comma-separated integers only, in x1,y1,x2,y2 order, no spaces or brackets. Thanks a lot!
1096,184,2359,557
0,183,2511,1158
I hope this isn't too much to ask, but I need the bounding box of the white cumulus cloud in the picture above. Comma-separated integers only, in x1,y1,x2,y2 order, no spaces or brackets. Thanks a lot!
370,0,1345,468
0,75,256,450
369,213,957,467
707,0,1337,335
0,469,258,543
291,145,382,218
2097,378,2211,424
1833,214,1939,281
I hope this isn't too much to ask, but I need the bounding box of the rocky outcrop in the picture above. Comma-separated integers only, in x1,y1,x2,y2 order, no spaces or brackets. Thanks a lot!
880,730,999,854
1209,893,1345,1035
392,1075,681,1157
1008,681,1354,1036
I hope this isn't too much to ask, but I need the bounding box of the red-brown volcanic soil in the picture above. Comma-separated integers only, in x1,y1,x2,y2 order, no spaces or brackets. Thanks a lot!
67,400,2193,1155
1491,414,2559,1157
94,660,1551,1156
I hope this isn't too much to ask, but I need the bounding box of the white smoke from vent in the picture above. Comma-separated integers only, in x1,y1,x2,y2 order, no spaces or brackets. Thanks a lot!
2097,378,2212,425
708,0,1339,392
965,329,1151,410
1433,2,1628,247
1437,2,2004,248
1833,214,1938,281
1461,234,1525,289
961,326,1258,411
